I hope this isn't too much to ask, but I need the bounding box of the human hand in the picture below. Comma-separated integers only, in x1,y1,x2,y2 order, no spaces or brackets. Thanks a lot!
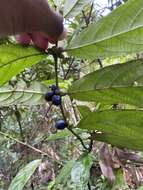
16,29,67,50
14,0,67,50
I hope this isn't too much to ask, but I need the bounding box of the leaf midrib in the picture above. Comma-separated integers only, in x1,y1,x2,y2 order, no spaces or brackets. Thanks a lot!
70,85,143,93
0,90,44,95
68,24,143,50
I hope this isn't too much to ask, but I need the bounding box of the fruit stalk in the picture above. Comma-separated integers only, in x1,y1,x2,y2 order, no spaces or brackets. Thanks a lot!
60,104,89,151
53,42,59,88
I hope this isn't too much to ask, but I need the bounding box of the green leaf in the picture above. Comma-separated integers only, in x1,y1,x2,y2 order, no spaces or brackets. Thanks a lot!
69,59,143,108
78,110,143,151
71,153,93,189
0,81,47,106
8,159,41,190
55,160,75,185
67,0,143,59
0,44,46,86
64,0,91,19
78,106,91,118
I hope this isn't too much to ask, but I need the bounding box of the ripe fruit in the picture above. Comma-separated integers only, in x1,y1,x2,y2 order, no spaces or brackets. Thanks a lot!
45,91,54,102
52,95,61,106
15,34,31,45
55,120,67,130
49,85,58,91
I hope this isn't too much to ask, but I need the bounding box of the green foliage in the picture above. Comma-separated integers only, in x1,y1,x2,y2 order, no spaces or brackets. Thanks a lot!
0,81,47,106
47,128,82,141
70,59,143,108
78,110,143,151
8,159,41,190
78,106,91,118
67,0,143,59
54,160,75,186
64,0,91,19
71,153,93,189
0,44,46,86
1,0,143,189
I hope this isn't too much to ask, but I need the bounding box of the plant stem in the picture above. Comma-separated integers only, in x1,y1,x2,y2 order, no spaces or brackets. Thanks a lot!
64,58,75,79
67,126,89,151
88,182,91,190
97,58,103,68
60,104,88,151
45,103,53,118
82,2,94,27
53,44,89,151
89,138,93,153
14,105,24,141
54,42,59,87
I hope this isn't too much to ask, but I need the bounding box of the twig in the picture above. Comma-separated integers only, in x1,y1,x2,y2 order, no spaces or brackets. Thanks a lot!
14,105,24,141
0,131,61,164
44,103,53,118
87,3,94,25
88,138,93,152
82,10,89,26
64,58,75,79
82,3,94,27
60,63,66,79
67,126,89,151
88,182,91,190
97,59,103,68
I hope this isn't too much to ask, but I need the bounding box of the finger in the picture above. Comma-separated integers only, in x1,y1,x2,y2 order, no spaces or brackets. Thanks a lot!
41,27,67,44
30,32,49,50
15,34,31,45
58,28,67,41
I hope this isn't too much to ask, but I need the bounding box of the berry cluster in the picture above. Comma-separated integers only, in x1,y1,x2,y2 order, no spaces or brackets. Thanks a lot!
45,85,67,130
45,85,61,106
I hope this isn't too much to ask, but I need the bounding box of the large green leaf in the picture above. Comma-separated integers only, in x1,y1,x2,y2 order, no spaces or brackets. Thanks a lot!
64,0,91,19
0,82,47,106
78,110,143,151
0,44,46,86
54,160,75,186
67,0,143,59
8,159,41,190
69,59,143,108
71,153,93,189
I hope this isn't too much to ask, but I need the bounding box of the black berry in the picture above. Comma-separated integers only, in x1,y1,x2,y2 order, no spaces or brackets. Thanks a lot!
55,120,67,130
52,95,61,106
49,85,58,91
45,91,54,102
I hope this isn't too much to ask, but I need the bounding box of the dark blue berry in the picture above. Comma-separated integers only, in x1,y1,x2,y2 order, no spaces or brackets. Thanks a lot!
55,120,67,130
52,95,61,106
45,91,54,102
49,85,58,91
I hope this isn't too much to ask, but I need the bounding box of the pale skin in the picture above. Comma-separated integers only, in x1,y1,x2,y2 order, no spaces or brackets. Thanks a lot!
0,0,66,45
